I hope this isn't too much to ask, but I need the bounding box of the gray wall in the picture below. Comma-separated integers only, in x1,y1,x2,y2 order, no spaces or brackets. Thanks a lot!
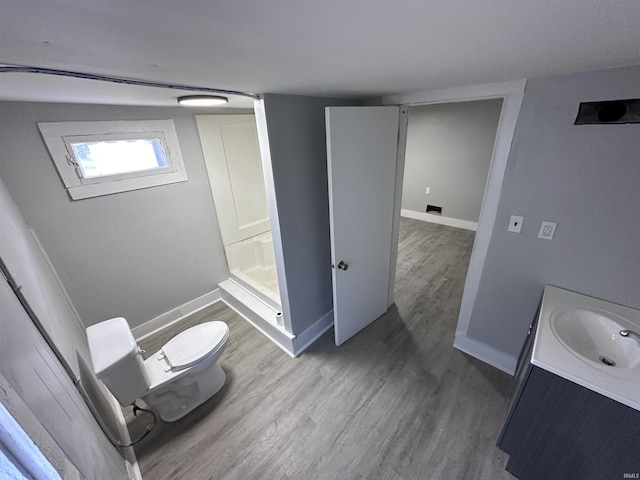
0,101,231,329
402,99,502,222
467,65,640,359
262,94,359,335
0,175,128,478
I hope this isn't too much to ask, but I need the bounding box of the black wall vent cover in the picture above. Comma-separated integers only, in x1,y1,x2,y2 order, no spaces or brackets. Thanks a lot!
426,204,442,215
575,98,640,125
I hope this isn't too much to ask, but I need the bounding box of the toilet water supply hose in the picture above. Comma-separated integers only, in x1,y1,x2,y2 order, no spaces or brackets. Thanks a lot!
126,402,157,447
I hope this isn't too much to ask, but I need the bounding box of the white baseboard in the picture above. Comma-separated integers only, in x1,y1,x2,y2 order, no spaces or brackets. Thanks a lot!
401,209,478,231
453,333,517,375
292,310,334,356
132,289,221,341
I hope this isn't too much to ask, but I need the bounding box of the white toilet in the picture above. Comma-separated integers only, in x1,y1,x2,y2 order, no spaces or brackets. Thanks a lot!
86,317,229,422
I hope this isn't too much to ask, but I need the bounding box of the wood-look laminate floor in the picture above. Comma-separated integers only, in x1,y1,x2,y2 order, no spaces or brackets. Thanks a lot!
128,218,515,480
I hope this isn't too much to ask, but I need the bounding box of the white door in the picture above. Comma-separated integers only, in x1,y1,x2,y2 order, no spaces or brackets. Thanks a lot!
196,114,270,245
326,106,400,346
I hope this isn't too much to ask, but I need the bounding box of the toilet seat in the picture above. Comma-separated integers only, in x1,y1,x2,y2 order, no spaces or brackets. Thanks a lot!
161,321,229,371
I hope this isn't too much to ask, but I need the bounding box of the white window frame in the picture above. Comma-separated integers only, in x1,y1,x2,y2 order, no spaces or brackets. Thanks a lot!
38,119,188,200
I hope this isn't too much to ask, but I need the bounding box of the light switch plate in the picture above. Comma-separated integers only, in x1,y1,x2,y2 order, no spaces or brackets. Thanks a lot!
508,215,524,233
538,221,557,240
425,186,431,194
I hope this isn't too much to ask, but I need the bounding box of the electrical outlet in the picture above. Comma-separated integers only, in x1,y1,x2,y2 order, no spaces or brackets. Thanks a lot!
508,215,524,233
538,221,557,240
425,186,431,194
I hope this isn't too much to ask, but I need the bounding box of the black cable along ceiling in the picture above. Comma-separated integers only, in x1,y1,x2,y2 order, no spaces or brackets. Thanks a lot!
0,64,258,99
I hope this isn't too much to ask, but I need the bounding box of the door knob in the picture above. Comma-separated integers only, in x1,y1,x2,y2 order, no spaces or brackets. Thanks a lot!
337,261,349,271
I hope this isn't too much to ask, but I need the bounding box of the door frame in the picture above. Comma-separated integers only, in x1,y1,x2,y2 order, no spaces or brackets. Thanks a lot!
387,106,409,306
383,80,526,373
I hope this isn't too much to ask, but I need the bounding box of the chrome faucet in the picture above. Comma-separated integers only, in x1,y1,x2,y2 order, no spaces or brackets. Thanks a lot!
619,330,640,343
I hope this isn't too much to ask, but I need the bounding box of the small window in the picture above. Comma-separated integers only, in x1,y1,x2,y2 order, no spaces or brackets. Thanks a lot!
38,120,188,200
68,136,169,179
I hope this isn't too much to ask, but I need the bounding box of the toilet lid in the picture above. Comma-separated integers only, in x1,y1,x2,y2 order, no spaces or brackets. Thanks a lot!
161,321,229,370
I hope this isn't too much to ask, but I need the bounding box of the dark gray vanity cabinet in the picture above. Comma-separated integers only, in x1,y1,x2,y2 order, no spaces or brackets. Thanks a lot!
497,324,640,479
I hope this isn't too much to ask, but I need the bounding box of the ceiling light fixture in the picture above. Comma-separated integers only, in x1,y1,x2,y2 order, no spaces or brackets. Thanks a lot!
177,95,228,107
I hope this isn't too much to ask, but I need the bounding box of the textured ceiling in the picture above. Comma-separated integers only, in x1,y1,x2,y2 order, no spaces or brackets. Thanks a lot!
2,1,640,106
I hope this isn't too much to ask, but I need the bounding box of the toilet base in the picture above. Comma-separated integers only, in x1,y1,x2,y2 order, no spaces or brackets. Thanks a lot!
143,362,226,422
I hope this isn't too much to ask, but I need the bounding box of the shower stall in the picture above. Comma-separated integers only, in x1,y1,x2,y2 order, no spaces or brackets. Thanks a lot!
196,114,283,325
224,230,280,307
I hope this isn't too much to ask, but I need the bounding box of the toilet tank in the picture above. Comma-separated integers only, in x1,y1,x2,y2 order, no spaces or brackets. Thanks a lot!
86,317,150,406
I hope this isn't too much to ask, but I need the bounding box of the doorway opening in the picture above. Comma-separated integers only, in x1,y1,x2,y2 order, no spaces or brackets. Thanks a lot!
394,98,504,335
385,81,526,374
400,99,503,231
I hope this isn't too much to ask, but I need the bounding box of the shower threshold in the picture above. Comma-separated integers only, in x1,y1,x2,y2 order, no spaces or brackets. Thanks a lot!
219,276,296,357
229,269,280,311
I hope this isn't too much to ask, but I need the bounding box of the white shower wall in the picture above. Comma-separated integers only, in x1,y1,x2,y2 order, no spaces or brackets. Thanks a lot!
196,113,282,306
225,231,276,272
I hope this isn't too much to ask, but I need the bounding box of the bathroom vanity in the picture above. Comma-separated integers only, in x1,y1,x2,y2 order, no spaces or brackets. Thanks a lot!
498,286,640,479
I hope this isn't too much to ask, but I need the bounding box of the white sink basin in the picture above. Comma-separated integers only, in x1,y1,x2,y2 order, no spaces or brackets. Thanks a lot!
550,307,640,369
533,286,640,412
